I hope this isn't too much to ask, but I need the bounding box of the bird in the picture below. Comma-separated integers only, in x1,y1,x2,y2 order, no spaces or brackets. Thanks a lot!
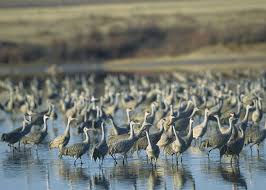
207,114,234,158
220,123,245,164
92,122,108,166
249,120,266,155
251,99,262,123
192,108,209,145
1,117,31,150
133,118,165,154
107,114,130,136
167,118,194,164
108,121,141,165
59,127,90,165
145,130,160,166
21,115,50,151
49,116,76,150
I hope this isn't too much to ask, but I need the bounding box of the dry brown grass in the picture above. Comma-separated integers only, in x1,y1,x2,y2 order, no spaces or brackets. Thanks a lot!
0,0,266,64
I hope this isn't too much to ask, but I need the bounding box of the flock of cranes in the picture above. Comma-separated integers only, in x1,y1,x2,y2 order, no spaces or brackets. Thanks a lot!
0,70,265,168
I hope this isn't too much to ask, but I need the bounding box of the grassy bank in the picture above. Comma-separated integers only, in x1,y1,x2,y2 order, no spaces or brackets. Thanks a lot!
0,0,266,64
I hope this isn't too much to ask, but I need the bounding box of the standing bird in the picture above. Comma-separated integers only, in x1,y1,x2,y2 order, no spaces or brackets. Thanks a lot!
1,118,31,150
207,114,234,158
193,108,209,145
220,124,245,164
249,121,266,155
108,121,140,165
107,115,130,136
169,119,194,163
92,122,108,166
59,127,90,165
49,116,76,149
133,118,166,154
145,130,160,166
21,115,50,151
251,99,262,124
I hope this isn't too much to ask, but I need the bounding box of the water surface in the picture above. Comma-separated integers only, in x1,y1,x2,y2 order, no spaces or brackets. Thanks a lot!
0,113,266,190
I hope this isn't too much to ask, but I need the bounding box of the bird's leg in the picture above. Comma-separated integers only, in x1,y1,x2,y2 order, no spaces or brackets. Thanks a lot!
74,158,78,166
175,153,179,165
125,154,128,163
111,154,117,165
18,141,21,151
146,155,149,163
208,148,214,158
80,157,83,165
250,145,253,155
230,155,234,166
180,154,183,163
256,144,260,156
101,158,104,166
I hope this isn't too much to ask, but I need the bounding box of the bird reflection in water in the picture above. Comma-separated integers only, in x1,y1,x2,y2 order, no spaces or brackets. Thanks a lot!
202,160,247,190
163,161,195,190
91,169,110,190
52,160,90,186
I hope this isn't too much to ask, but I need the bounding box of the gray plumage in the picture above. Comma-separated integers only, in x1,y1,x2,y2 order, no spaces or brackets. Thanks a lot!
133,119,165,152
145,130,160,166
59,127,90,165
49,116,75,149
21,115,49,146
108,121,140,164
92,122,108,165
1,119,30,146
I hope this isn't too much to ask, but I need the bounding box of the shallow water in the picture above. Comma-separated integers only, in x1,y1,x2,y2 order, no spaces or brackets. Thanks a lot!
0,113,266,190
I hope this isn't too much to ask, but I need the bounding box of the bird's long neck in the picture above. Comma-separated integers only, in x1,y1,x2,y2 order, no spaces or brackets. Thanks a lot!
42,119,48,132
203,111,209,127
129,124,135,139
146,131,152,147
126,110,131,124
225,118,233,135
258,99,262,111
239,126,244,138
186,122,193,140
216,116,223,132
64,119,71,135
151,104,155,116
242,107,250,124
83,131,89,144
101,124,105,142
21,121,26,132
189,108,197,118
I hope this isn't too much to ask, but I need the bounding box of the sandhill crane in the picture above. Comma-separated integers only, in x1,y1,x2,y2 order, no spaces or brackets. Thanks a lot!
251,99,262,123
220,123,245,164
193,108,209,145
107,115,130,136
108,121,141,165
168,119,194,163
249,121,266,155
145,130,160,166
175,107,199,132
21,115,50,151
133,118,166,154
59,127,90,165
1,118,31,150
207,114,234,158
108,111,150,144
49,116,76,150
92,122,108,166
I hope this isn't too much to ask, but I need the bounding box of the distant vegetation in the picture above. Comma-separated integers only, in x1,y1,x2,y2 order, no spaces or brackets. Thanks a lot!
0,0,266,64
